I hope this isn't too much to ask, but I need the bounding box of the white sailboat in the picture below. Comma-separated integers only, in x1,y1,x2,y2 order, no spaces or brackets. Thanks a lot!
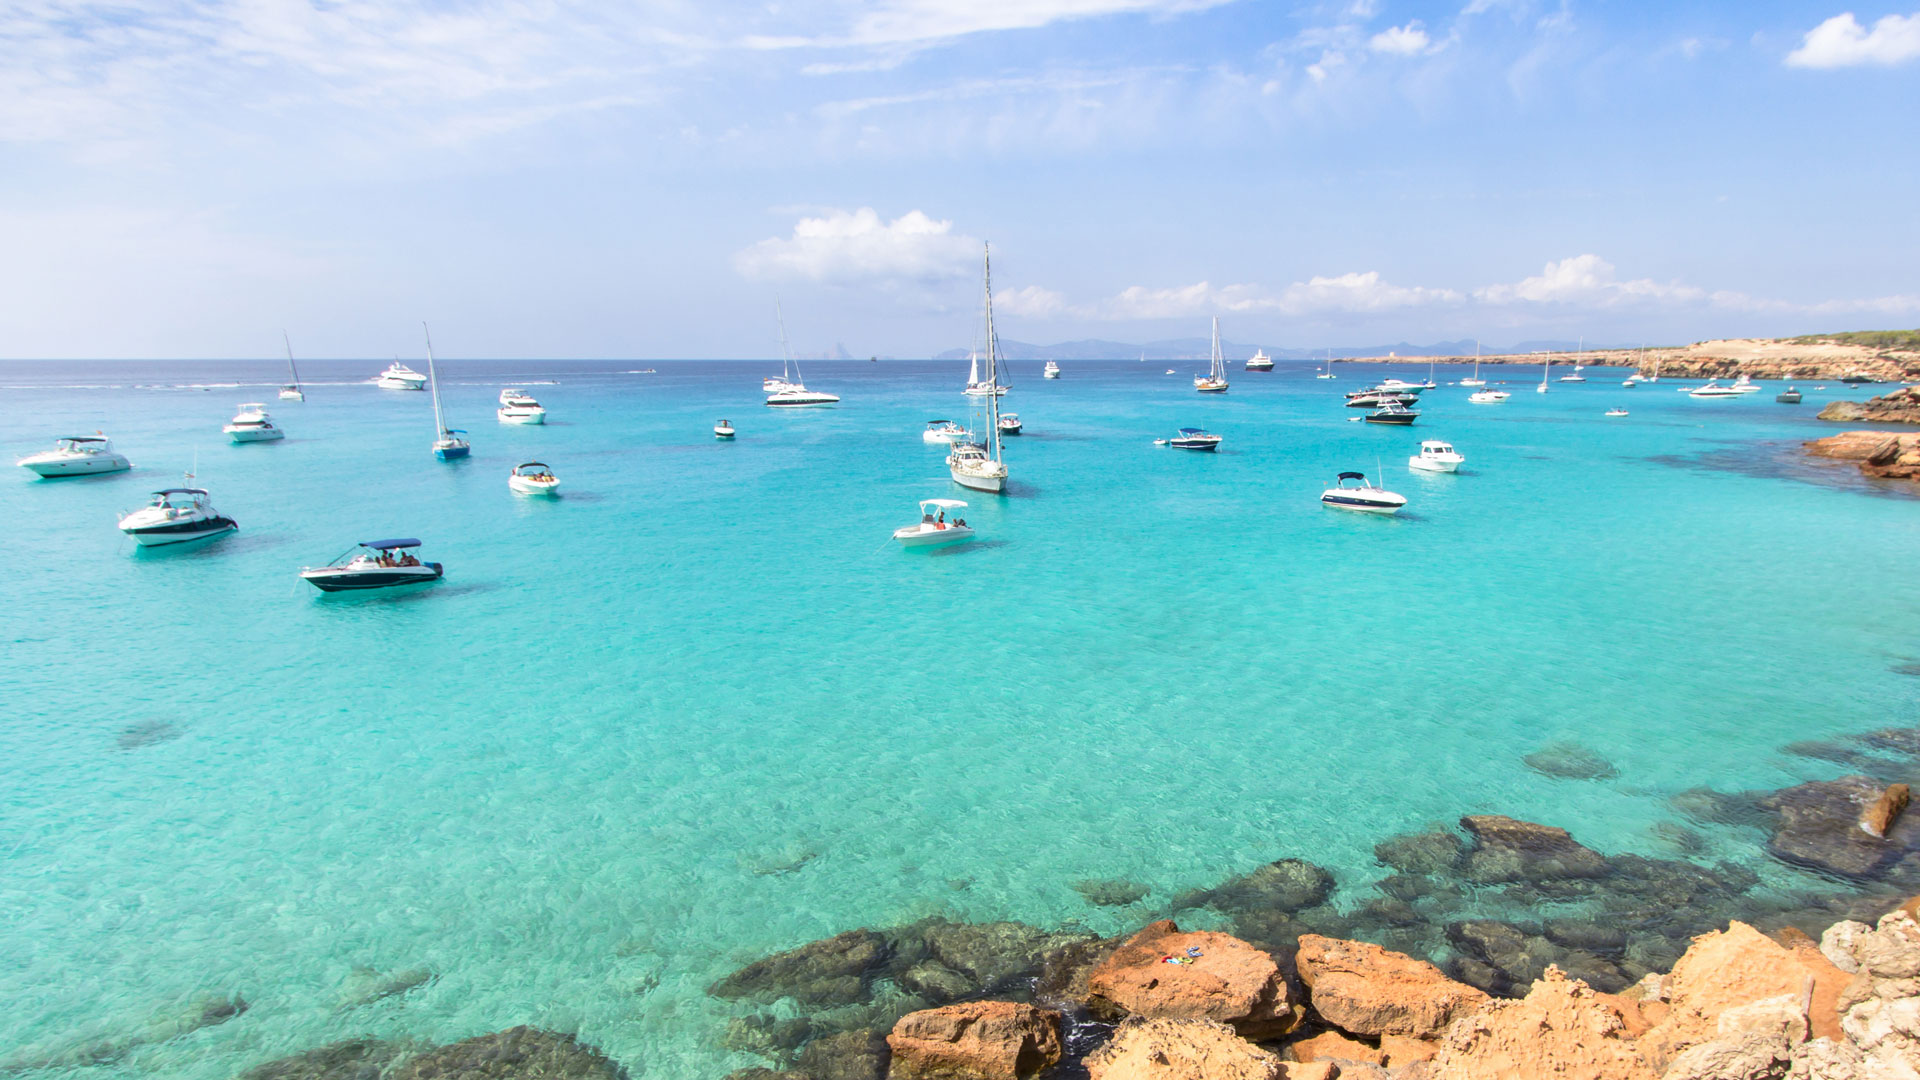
1316,349,1337,379
765,304,840,407
949,245,1010,494
279,331,304,400
1460,342,1486,387
964,349,1009,396
1194,317,1229,392
1536,355,1550,394
425,323,469,460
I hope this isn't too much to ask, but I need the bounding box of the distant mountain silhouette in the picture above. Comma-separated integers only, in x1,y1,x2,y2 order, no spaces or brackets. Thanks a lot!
931,338,1606,361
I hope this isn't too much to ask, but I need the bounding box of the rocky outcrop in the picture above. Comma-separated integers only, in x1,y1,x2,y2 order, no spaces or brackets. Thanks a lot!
1862,784,1911,840
1172,859,1335,916
799,1030,891,1080
1427,967,1660,1080
1457,815,1609,883
1818,386,1920,424
1641,921,1850,1057
713,930,892,1006
1288,1028,1385,1065
1085,921,1297,1038
1294,935,1489,1038
1805,431,1920,481
1760,776,1920,880
1083,1017,1284,1080
389,1027,625,1080
885,1001,1062,1080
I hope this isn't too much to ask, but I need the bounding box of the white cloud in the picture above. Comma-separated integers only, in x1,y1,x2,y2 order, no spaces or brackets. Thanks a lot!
1369,22,1431,55
1096,272,1460,319
734,208,979,283
994,285,1070,317
1785,11,1920,68
1473,254,1705,306
747,0,1238,50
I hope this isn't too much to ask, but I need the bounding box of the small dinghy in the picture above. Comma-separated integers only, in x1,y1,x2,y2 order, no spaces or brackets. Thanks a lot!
1158,427,1222,451
1321,471,1406,514
300,539,443,592
1606,408,1629,417
508,462,560,496
715,419,736,439
1408,440,1463,473
893,499,974,548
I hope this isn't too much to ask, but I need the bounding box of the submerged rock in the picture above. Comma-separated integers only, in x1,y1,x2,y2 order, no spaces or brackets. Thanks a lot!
116,720,181,750
722,1014,815,1061
711,930,891,1006
1523,741,1619,781
795,1029,890,1080
1173,859,1334,916
2,991,250,1070
239,1038,412,1080
919,919,1096,996
1085,921,1297,1039
1760,776,1920,880
1458,815,1609,883
389,1027,625,1080
886,1001,1062,1080
1033,935,1123,1006
1670,787,1770,829
1373,829,1465,876
337,966,435,1008
1073,879,1151,907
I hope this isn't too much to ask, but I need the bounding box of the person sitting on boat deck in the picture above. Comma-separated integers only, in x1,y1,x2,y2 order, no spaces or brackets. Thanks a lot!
936,509,946,525
377,551,394,567
399,552,418,567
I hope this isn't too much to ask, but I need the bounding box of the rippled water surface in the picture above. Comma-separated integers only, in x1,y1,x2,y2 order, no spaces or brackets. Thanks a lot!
2,358,1915,1076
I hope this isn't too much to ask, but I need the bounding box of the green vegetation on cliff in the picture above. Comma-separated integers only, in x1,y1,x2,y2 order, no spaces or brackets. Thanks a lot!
1787,329,1920,350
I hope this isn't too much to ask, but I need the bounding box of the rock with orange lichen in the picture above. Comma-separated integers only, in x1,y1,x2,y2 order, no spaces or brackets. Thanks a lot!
1642,921,1850,1062
1295,935,1489,1039
1426,967,1659,1080
1085,921,1297,1039
1082,1017,1282,1080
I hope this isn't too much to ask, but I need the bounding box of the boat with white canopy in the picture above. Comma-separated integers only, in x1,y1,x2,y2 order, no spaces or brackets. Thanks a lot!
1321,471,1407,514
923,419,972,444
893,499,974,547
117,486,237,546
508,462,560,496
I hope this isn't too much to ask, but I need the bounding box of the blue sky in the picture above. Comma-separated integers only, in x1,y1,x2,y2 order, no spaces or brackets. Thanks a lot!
2,0,1918,358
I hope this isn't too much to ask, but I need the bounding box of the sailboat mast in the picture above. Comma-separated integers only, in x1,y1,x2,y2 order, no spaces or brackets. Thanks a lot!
424,322,446,436
1210,317,1222,380
777,301,796,384
282,330,301,387
983,244,1001,462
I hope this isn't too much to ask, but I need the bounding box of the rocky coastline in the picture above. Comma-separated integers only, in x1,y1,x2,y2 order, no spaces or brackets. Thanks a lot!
1805,432,1920,482
1819,388,1920,425
1334,336,1920,384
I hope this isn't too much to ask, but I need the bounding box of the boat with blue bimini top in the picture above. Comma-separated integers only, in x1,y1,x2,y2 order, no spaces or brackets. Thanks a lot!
117,487,238,546
1159,427,1222,451
1321,471,1407,514
300,539,444,592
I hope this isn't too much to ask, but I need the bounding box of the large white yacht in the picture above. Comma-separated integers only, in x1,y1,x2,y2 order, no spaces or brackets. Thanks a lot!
1043,361,1061,379
18,435,131,477
497,388,548,424
1246,349,1274,371
375,361,428,390
117,487,238,546
224,403,285,443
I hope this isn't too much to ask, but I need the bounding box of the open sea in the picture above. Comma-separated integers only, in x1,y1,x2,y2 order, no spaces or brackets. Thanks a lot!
2,357,1916,1077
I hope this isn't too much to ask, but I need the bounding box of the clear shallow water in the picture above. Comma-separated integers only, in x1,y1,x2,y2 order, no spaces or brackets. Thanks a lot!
1,359,1916,1076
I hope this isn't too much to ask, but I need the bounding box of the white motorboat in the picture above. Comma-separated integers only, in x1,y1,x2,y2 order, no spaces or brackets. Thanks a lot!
375,361,428,390
1347,387,1420,408
1246,349,1274,371
1364,401,1420,425
1409,440,1463,473
301,539,443,592
117,486,237,546
1321,471,1406,514
1160,427,1222,451
18,435,131,477
1195,318,1229,392
767,386,841,406
1468,389,1511,404
893,498,974,547
765,306,840,407
949,245,1011,494
715,419,736,439
508,462,560,496
279,331,304,400
1043,361,1061,379
997,413,1023,436
1730,374,1763,394
1165,368,1177,375
1460,344,1486,387
1378,378,1427,395
963,351,1010,397
1688,382,1743,398
923,420,972,444
1622,376,1640,387
497,388,548,424
1606,408,1630,417
224,403,285,443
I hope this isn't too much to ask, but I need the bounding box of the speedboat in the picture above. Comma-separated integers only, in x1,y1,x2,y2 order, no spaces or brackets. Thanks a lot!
894,499,974,547
1468,389,1511,404
1408,440,1463,473
224,403,285,443
997,413,1023,436
1688,382,1742,398
497,388,547,424
715,419,736,439
508,462,560,496
923,419,972,444
1321,471,1406,514
1378,378,1428,395
1730,374,1762,394
767,386,840,407
1165,368,1177,375
1346,388,1421,408
1605,408,1630,417
117,487,237,546
1161,427,1222,451
375,362,428,390
1246,349,1274,371
1043,361,1061,379
18,435,131,477
1776,387,1802,404
301,539,443,592
1365,402,1419,425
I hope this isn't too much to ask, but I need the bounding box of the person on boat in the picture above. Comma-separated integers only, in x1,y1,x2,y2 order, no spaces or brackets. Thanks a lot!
936,510,945,525
400,552,418,567
377,551,394,567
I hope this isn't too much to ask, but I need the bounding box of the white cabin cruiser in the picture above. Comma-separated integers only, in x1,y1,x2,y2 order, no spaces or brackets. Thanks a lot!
1043,361,1061,379
508,462,560,496
1688,382,1743,398
301,539,443,592
1730,374,1762,394
117,487,238,546
18,435,131,477
715,419,736,439
923,420,972,444
1379,378,1428,395
224,403,285,442
1606,408,1630,417
893,498,974,547
1246,349,1274,371
1468,389,1511,404
1409,440,1464,473
1321,471,1407,514
375,362,428,390
497,388,548,425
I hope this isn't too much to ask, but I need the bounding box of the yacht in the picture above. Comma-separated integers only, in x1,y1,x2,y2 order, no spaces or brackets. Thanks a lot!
1559,362,1587,382
893,499,974,547
1043,361,1061,379
508,462,560,496
1460,344,1486,387
1165,368,1177,375
423,324,469,459
1468,389,1511,404
375,361,428,390
279,332,304,400
300,539,444,592
997,413,1023,436
1776,387,1802,404
715,419,736,439
1321,471,1406,514
1730,374,1763,394
1840,372,1874,385
1365,401,1420,425
923,420,972,444
224,403,285,443
1194,318,1229,393
18,435,131,477
949,245,1011,494
963,351,1010,396
1346,387,1420,408
1688,382,1743,399
1409,440,1463,473
1605,408,1630,417
767,384,841,407
1246,349,1274,371
1161,427,1222,451
117,487,237,546
1378,378,1427,395
497,388,548,424
765,306,840,407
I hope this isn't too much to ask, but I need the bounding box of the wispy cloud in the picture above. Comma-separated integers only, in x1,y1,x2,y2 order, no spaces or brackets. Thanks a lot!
734,208,980,284
745,0,1240,50
1785,11,1920,68
1369,22,1432,55
1472,255,1705,306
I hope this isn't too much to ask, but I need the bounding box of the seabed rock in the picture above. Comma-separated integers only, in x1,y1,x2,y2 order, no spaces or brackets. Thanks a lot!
1074,879,1151,907
1761,776,1920,880
1523,741,1620,781
239,1038,413,1080
388,1027,625,1080
712,930,891,1007
1458,815,1610,883
1373,829,1466,876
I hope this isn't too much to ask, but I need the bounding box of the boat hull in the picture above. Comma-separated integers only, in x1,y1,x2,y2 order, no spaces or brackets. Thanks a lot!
766,395,839,407
1365,414,1418,425
123,517,239,546
950,467,1006,493
498,409,546,424
509,477,560,496
1408,457,1459,473
226,426,284,443
376,379,426,391
279,389,304,401
894,525,974,547
302,564,444,592
1170,440,1220,451
434,444,471,461
19,454,131,477
1321,494,1404,514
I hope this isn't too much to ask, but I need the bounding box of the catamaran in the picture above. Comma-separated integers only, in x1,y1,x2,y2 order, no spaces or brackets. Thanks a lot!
949,245,1010,494
279,332,304,400
424,324,469,460
1195,318,1229,393
765,304,840,407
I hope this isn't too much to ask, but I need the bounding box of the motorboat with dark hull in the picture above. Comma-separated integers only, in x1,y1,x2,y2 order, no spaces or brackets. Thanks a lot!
1364,402,1420,425
1161,427,1222,451
300,539,443,592
997,414,1023,436
1776,387,1802,404
117,488,238,546
1345,388,1421,408
1321,471,1407,514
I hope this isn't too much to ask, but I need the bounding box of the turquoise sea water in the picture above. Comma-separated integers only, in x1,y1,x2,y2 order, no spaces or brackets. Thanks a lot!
2,358,1916,1076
